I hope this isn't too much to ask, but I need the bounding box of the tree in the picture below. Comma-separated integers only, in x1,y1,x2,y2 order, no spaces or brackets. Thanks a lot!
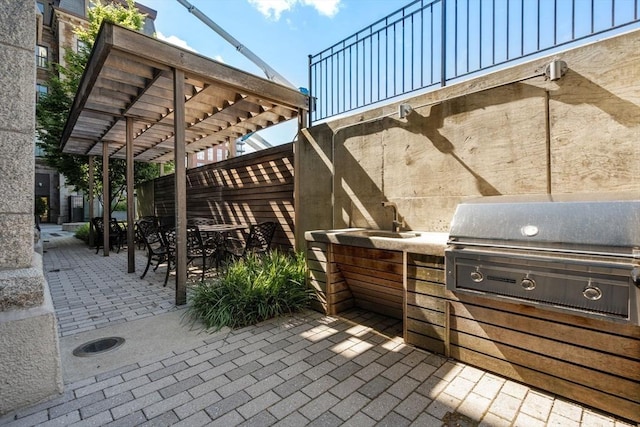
36,0,163,213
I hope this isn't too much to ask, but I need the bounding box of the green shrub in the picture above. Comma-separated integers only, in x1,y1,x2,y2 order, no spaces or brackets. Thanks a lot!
35,197,47,216
113,200,127,211
74,222,90,243
187,251,312,330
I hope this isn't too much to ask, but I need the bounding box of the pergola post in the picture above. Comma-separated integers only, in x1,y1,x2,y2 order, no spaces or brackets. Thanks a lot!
294,108,307,252
88,155,94,248
173,67,187,306
126,116,135,273
102,141,109,256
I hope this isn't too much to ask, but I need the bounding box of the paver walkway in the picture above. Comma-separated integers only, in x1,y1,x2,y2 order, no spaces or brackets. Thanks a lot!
0,227,633,426
42,231,176,337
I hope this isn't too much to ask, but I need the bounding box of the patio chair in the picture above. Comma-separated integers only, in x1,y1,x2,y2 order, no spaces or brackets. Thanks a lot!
135,216,159,249
92,217,123,254
136,218,168,281
223,221,277,261
187,217,216,226
110,218,127,249
160,225,217,286
188,217,224,267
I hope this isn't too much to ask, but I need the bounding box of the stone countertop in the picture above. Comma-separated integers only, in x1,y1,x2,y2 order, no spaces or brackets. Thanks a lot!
305,228,449,256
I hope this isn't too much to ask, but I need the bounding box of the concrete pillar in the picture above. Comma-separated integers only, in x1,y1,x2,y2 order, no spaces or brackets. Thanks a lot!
0,1,63,415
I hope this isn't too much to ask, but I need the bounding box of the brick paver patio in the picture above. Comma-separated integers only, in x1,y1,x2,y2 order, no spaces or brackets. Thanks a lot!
0,226,633,426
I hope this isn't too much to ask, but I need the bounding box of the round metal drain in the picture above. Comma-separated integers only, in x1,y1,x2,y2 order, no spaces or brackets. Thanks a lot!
73,337,125,357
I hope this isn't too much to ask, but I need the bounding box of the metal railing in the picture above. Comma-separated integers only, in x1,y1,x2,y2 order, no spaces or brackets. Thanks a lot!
308,0,640,124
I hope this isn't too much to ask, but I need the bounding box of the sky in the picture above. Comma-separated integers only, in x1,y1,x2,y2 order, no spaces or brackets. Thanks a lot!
138,0,412,145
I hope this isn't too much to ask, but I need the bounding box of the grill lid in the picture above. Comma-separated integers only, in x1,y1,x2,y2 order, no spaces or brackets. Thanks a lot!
448,193,640,255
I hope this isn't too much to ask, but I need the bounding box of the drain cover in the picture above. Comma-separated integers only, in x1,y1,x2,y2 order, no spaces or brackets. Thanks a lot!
73,337,125,357
442,411,478,427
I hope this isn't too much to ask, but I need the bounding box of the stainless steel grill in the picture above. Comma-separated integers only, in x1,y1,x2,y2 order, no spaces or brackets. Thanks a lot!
445,193,640,324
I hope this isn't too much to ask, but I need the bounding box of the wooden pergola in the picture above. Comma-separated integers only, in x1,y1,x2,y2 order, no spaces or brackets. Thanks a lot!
61,22,308,305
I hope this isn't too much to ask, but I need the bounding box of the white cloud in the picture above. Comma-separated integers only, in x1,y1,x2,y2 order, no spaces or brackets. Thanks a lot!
157,32,226,64
249,0,295,20
249,0,340,20
156,31,197,52
302,0,340,17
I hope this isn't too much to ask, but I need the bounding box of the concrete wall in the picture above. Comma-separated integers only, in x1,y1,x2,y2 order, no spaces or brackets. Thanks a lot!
0,0,63,415
297,29,640,247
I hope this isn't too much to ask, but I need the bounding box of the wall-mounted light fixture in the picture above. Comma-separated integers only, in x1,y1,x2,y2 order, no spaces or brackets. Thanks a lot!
545,60,568,81
398,103,413,119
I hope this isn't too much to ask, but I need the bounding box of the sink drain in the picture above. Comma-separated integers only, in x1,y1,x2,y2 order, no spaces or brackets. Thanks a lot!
73,337,125,357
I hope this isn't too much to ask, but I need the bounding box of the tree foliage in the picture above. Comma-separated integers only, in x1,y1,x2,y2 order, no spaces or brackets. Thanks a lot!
36,0,160,211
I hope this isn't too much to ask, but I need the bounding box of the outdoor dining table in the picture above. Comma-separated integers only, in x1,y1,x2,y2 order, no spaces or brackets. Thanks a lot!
196,223,249,242
196,223,249,249
195,223,249,268
196,223,249,233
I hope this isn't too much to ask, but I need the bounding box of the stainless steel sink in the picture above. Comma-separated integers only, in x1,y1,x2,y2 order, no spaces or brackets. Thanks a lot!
345,230,421,239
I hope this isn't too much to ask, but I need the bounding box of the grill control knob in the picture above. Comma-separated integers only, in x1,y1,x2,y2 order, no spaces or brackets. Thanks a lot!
521,278,536,291
583,285,603,301
470,270,483,282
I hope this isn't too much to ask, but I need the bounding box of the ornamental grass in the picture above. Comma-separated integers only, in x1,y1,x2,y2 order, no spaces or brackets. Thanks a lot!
187,250,312,330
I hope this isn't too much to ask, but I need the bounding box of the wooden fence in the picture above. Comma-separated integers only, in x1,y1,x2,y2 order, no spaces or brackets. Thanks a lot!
137,144,295,251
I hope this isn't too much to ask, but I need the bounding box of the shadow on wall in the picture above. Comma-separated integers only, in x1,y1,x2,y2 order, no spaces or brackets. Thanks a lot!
403,103,501,197
555,69,640,127
392,82,547,197
332,68,640,223
330,85,527,231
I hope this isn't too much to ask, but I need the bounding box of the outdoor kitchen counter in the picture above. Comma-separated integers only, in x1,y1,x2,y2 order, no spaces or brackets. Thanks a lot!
305,228,448,322
304,228,449,255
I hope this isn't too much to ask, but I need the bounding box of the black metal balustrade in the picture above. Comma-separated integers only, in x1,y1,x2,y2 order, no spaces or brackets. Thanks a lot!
308,0,640,124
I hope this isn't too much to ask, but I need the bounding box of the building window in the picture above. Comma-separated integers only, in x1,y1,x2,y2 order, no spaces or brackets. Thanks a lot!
77,39,88,53
36,83,48,102
36,45,48,68
35,141,46,158
37,1,45,14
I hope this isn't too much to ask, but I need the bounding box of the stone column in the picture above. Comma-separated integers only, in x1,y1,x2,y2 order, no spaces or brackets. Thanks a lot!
0,1,63,415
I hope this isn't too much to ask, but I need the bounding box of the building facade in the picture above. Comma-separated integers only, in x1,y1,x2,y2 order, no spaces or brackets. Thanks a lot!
35,0,156,223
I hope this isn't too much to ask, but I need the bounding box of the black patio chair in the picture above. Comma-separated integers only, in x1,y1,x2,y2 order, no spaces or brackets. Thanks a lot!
160,225,217,286
92,217,123,254
223,221,277,261
136,218,168,281
110,218,127,249
187,217,216,226
135,216,159,249
188,217,225,267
